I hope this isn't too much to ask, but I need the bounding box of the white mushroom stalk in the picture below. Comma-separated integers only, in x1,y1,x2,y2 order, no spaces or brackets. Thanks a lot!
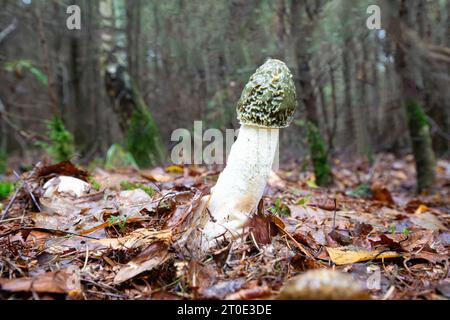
201,59,297,250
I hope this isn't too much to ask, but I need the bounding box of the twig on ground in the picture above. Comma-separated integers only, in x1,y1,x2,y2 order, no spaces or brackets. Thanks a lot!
0,186,20,221
331,196,337,231
0,226,100,240
82,244,89,271
382,285,395,300
13,170,41,212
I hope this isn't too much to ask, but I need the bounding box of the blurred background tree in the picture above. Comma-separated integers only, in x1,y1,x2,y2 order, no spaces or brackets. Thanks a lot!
0,0,449,191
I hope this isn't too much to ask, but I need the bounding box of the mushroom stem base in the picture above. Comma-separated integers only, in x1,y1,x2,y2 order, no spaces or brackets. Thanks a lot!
201,124,279,250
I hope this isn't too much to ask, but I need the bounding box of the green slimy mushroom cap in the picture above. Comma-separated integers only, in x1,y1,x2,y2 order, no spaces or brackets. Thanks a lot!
237,59,297,128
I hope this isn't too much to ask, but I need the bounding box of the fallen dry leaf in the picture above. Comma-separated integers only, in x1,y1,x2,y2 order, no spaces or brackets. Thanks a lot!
1,155,449,301
326,247,401,265
114,241,172,284
187,260,218,295
37,161,88,181
200,278,246,299
410,212,447,231
211,242,232,268
406,251,448,264
92,228,172,250
414,204,429,214
141,167,175,182
248,213,278,246
225,285,272,300
436,280,450,298
0,267,81,295
353,223,373,238
165,165,184,174
370,234,404,251
371,181,394,205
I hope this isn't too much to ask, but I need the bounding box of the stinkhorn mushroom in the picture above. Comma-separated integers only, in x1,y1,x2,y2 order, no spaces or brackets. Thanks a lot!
201,58,297,250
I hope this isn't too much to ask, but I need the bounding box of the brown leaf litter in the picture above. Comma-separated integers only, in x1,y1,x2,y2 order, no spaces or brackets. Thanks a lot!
0,155,449,300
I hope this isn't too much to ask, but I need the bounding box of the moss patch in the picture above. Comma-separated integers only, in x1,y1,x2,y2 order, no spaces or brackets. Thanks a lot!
306,122,332,187
120,180,155,197
407,101,429,129
406,101,436,192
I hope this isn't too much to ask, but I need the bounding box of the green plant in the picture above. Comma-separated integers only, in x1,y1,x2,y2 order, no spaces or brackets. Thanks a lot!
36,116,75,162
107,215,127,232
387,224,410,236
120,180,155,197
388,224,396,235
88,177,101,191
4,60,48,86
268,198,291,217
0,182,14,200
294,119,306,127
0,149,7,174
126,109,166,168
105,144,138,170
306,179,319,189
157,198,173,211
347,183,371,198
406,101,436,192
297,193,313,206
407,101,430,129
306,122,333,187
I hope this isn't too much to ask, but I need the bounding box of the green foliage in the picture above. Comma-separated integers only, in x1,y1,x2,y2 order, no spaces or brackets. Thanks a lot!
120,180,155,197
388,224,410,236
306,179,319,189
36,116,75,162
347,183,371,198
0,182,14,200
268,198,291,217
294,119,306,127
388,224,396,235
107,215,127,232
105,144,138,170
306,122,332,187
0,150,7,174
126,109,165,168
88,177,101,191
4,60,48,86
406,101,429,129
296,193,312,207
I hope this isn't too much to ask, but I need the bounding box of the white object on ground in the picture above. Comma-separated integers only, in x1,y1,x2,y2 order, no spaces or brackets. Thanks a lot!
43,176,90,198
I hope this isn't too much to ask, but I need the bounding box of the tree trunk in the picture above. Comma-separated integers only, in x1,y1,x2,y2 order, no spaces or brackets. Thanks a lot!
342,42,356,155
356,33,372,161
371,33,382,143
290,0,332,186
406,102,436,192
101,0,165,168
389,0,436,192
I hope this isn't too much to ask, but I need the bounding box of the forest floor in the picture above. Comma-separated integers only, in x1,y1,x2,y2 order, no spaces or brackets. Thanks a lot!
0,153,449,300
